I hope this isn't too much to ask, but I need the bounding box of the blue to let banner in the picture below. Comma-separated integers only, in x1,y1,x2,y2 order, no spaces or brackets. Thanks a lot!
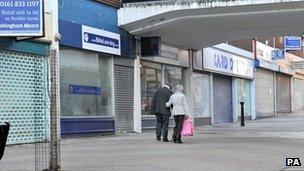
0,0,43,36
284,36,302,50
69,85,101,95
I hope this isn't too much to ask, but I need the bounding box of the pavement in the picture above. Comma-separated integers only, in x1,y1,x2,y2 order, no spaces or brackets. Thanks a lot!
1,112,304,171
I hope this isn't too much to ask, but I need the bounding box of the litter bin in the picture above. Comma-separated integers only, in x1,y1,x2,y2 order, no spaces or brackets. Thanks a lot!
0,122,10,161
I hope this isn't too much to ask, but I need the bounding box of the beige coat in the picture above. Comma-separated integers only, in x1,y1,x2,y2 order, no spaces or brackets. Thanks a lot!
166,91,189,116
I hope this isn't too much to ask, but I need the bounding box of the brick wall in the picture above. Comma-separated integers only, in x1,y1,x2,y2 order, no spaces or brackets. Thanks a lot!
229,37,304,58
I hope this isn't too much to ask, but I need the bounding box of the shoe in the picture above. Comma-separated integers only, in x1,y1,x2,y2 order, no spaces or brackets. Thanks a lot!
156,135,161,141
172,136,177,143
163,137,170,142
177,137,183,144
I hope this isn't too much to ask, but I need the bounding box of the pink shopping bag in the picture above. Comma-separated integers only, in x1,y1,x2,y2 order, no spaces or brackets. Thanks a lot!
181,117,194,136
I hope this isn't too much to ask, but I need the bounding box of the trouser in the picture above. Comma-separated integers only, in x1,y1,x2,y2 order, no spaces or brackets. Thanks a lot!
173,115,185,139
155,113,169,139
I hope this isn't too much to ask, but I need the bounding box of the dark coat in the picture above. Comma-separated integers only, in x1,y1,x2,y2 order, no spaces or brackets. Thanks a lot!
151,87,173,115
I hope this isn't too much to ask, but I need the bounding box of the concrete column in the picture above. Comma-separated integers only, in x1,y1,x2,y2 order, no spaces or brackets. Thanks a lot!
184,49,194,119
291,77,294,112
133,37,142,133
250,72,256,120
232,78,238,122
210,73,214,125
274,71,277,116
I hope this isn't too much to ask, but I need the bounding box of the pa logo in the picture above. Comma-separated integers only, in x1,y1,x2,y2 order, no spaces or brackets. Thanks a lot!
84,33,89,42
286,158,301,166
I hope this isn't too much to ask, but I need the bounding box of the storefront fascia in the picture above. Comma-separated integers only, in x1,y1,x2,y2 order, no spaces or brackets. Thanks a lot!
203,44,254,124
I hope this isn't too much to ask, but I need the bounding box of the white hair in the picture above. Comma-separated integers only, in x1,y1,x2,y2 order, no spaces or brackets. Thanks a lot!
176,84,184,92
162,85,170,89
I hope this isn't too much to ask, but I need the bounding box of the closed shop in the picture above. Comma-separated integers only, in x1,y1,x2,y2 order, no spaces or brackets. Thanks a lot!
213,74,233,123
255,69,275,117
276,73,291,113
140,61,186,128
60,48,115,135
0,50,49,144
203,44,254,124
114,65,134,133
293,78,304,111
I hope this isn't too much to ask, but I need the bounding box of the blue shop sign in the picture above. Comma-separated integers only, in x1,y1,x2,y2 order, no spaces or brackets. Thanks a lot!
69,85,101,95
284,36,302,50
271,49,285,60
82,25,121,55
0,0,43,36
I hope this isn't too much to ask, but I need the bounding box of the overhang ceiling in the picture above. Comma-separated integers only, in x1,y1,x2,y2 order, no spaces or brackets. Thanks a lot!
120,2,304,49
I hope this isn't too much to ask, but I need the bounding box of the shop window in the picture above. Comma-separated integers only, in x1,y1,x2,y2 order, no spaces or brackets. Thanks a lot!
164,65,184,91
140,63,162,115
236,78,251,117
60,49,114,117
140,62,185,115
192,74,210,118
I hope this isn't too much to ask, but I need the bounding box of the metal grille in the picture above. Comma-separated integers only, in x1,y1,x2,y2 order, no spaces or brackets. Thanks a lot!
213,74,232,123
114,65,134,133
276,73,291,113
255,69,275,116
0,50,49,144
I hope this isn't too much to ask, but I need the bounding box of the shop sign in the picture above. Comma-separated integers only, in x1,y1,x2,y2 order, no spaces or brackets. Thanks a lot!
193,50,203,70
203,47,253,78
69,85,101,95
256,41,273,61
0,0,43,36
271,49,285,60
255,59,279,71
284,36,302,51
292,61,304,69
82,25,121,55
160,44,179,60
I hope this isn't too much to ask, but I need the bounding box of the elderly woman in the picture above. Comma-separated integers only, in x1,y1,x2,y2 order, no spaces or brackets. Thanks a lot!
166,84,189,143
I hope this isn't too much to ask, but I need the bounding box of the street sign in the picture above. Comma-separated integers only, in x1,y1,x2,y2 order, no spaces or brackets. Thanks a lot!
284,36,302,50
292,61,304,69
0,0,43,37
271,49,284,60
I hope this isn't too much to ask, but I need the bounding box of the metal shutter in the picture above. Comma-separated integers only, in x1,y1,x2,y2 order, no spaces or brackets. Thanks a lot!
213,74,232,123
293,78,303,111
255,69,275,117
0,50,49,144
114,65,134,133
276,73,291,113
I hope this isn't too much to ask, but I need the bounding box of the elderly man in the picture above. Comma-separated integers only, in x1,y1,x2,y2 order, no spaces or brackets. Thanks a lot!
151,85,173,142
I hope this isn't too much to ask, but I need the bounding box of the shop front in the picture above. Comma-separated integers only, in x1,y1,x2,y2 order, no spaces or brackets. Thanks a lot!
140,44,189,129
275,53,295,114
192,50,212,126
0,0,57,144
276,71,292,113
0,42,50,144
59,0,135,136
292,71,304,111
254,41,279,117
203,44,254,124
